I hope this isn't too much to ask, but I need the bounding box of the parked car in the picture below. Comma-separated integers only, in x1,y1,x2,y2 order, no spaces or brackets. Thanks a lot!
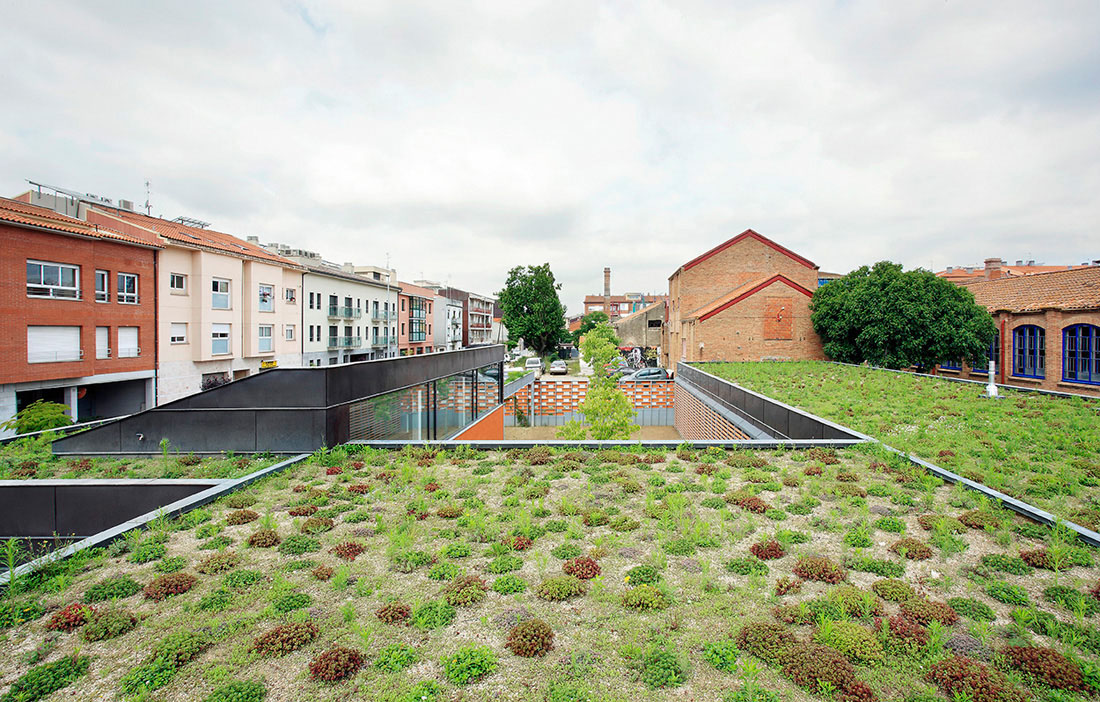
524,356,544,377
548,360,568,375
619,367,671,382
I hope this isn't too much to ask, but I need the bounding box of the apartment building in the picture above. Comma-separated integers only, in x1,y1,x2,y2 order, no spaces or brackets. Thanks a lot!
468,292,495,346
398,282,435,355
260,243,398,364
664,229,825,369
0,196,158,436
936,257,1096,285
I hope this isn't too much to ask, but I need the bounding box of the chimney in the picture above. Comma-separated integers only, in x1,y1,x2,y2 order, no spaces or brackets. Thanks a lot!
946,266,953,273
1015,260,1023,266
603,267,612,317
984,257,1003,280
247,235,259,243
1026,260,1035,266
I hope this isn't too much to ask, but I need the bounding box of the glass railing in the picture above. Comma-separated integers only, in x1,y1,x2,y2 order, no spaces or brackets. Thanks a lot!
371,336,390,347
328,336,362,348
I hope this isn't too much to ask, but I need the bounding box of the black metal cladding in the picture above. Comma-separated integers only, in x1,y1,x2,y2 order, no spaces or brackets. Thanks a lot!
52,346,505,454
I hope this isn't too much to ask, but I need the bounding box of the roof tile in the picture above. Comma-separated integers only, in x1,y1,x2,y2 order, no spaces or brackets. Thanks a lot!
967,267,1100,313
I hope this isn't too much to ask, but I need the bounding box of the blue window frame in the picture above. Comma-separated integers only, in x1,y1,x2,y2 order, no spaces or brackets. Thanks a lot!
940,359,962,371
971,330,1000,374
1012,325,1045,378
1063,324,1099,385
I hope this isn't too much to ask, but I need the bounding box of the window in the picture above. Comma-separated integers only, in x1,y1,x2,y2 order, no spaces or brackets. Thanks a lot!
169,273,187,293
170,323,187,344
96,326,110,359
117,273,138,304
285,324,295,341
26,260,80,299
27,326,81,363
212,279,230,309
258,284,274,312
940,359,962,371
95,270,109,302
401,323,406,335
401,298,406,311
309,292,315,309
284,288,296,303
309,326,315,342
971,331,1000,374
258,325,273,352
1013,325,1045,378
118,327,139,357
1063,324,1099,385
212,323,231,355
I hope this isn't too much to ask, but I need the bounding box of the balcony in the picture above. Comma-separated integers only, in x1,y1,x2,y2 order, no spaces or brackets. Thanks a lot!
371,335,391,348
328,306,361,319
371,312,392,323
327,336,362,348
409,332,426,342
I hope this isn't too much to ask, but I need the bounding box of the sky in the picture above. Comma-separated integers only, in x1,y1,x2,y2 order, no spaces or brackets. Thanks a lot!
3,1,1099,313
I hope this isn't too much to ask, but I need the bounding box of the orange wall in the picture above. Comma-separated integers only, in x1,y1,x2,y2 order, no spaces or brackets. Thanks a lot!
454,404,504,440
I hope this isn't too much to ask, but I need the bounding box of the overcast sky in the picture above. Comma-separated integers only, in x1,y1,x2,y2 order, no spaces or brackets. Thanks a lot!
3,1,1098,312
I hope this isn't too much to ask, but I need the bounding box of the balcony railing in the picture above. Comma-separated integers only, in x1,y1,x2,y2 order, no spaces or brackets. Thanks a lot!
328,305,361,318
371,335,390,348
328,336,362,348
118,347,141,358
28,349,84,363
408,332,426,342
371,312,392,322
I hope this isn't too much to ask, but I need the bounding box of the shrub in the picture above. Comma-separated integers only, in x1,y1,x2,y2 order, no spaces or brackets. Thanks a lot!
874,516,906,533
301,516,334,534
506,619,555,656
735,622,797,664
444,575,489,606
900,598,959,626
492,574,528,594
0,655,89,702
702,638,740,672
873,615,929,656
374,643,418,672
536,576,588,601
204,680,267,702
979,553,1032,575
793,556,845,583
726,557,769,576
128,540,166,563
309,647,365,682
928,656,1027,702
226,509,259,525
764,508,788,521
947,597,996,622
814,621,884,664
273,592,312,613
621,584,672,611
412,600,456,629
248,529,280,548
156,556,187,573
83,575,142,602
120,659,178,696
563,556,601,579
376,601,411,624
871,578,914,602
224,569,263,589
889,538,933,560
278,535,320,555
640,642,687,689
487,554,523,573
45,602,92,631
442,645,498,685
144,573,198,600
551,544,583,560
750,540,785,560
625,565,660,585
252,622,320,656
1001,646,1085,691
197,552,240,574
82,606,138,641
986,581,1030,606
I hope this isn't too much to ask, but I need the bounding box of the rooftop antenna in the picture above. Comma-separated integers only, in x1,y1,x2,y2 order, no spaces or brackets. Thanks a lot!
144,180,152,215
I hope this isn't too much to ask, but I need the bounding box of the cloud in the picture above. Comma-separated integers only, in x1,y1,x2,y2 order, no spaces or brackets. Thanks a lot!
2,0,1098,312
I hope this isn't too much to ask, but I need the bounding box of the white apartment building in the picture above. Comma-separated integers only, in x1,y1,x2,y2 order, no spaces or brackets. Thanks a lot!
468,292,495,346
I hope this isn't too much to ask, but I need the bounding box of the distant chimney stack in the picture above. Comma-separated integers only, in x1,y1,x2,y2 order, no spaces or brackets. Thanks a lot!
603,267,611,298
984,257,1003,280
247,235,259,243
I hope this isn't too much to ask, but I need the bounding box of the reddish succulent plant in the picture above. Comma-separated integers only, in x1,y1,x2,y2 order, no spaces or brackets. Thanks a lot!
252,622,320,656
506,619,555,657
735,622,796,664
793,556,845,584
144,573,198,601
247,529,280,548
289,504,318,517
347,483,372,494
331,542,366,560
312,565,334,581
1001,646,1085,691
750,540,785,561
927,656,1028,702
225,509,259,525
889,538,933,561
899,598,959,627
325,466,343,475
562,557,601,580
737,496,771,514
309,647,365,681
46,603,93,631
375,602,411,625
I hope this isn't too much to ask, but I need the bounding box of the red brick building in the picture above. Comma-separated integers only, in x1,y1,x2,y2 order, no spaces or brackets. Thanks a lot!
663,229,826,369
936,257,1095,285
0,197,159,434
938,266,1100,396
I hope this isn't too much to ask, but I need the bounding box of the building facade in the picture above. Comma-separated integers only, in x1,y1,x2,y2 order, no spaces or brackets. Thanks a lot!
937,257,1096,285
468,292,495,346
663,229,825,369
582,266,667,319
613,301,665,350
0,197,158,435
939,267,1100,397
398,282,435,355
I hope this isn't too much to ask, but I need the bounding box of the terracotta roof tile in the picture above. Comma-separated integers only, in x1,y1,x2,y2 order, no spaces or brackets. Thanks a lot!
967,266,1100,313
102,208,296,265
0,197,156,247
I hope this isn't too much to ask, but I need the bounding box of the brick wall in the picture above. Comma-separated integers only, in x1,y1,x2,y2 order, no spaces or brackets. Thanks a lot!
673,383,750,440
693,279,824,364
0,223,156,384
504,379,674,418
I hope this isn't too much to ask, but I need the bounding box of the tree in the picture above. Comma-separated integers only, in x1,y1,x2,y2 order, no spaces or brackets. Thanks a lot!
497,264,569,357
810,261,997,370
571,311,609,347
0,400,74,434
558,321,636,440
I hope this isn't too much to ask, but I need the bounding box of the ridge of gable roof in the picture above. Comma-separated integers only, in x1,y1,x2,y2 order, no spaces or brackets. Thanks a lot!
688,273,814,322
0,197,159,248
678,229,817,275
967,266,1100,313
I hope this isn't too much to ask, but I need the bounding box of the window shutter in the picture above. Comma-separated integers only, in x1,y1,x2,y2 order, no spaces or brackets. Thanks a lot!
118,327,139,357
28,326,81,363
96,327,110,358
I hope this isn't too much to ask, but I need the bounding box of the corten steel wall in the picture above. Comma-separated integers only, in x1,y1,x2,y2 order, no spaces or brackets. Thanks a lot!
52,346,505,454
454,405,505,440
673,383,750,440
504,379,675,426
676,363,864,441
0,480,219,537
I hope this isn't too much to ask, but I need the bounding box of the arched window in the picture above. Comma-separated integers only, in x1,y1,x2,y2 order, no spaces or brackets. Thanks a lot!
1063,324,1099,385
1012,325,1045,378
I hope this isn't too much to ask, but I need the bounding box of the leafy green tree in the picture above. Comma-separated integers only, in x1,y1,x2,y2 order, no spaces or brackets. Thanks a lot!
497,264,569,357
0,399,74,434
810,261,996,370
571,311,609,347
558,322,636,440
